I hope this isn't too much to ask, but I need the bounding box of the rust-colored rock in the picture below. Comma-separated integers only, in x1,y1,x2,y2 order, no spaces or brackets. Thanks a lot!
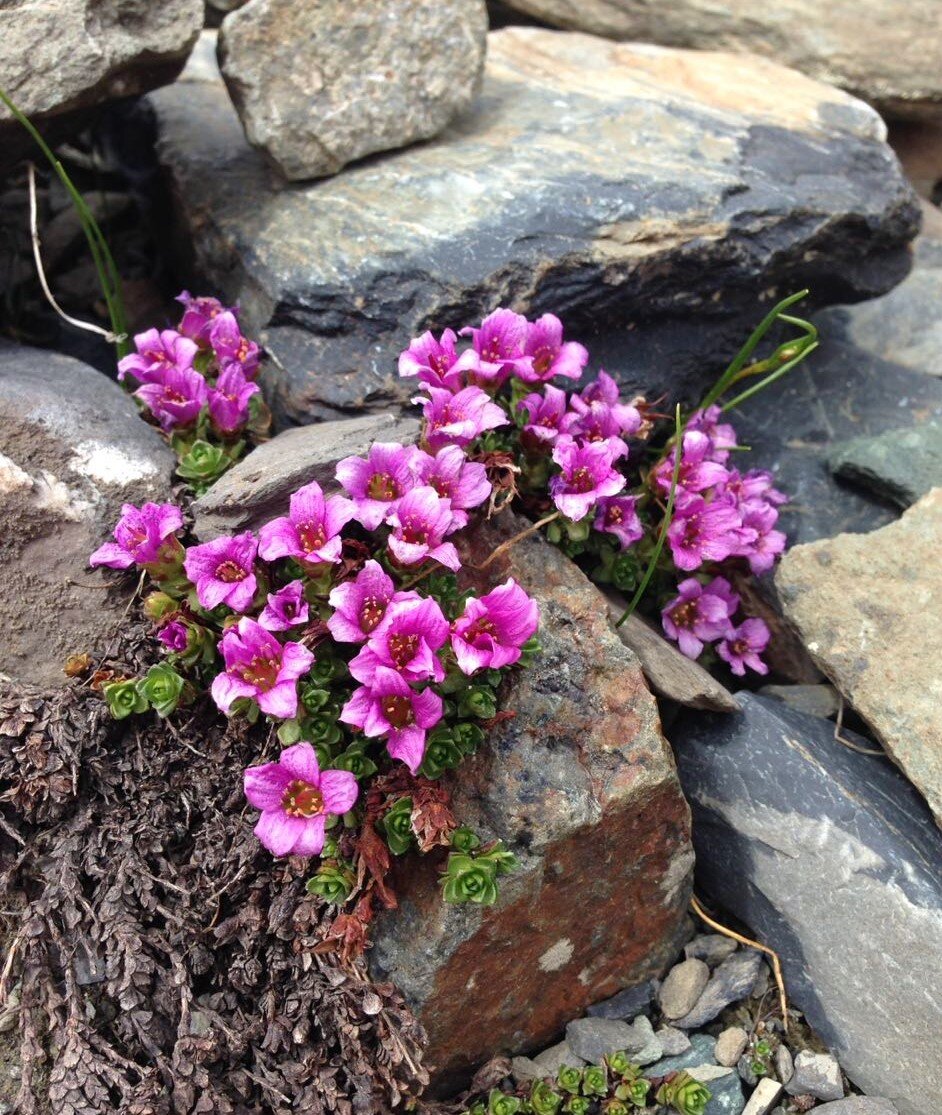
370,515,694,1090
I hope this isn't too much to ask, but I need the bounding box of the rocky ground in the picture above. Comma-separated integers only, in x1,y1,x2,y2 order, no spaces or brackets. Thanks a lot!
1,2,941,1114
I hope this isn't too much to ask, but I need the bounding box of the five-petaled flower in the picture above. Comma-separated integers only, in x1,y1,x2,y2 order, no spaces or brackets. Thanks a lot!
134,364,209,431
349,596,450,684
410,445,491,510
90,501,184,570
451,578,539,675
717,617,771,676
184,532,259,612
244,742,358,856
397,328,479,391
549,435,627,521
327,560,419,644
460,307,532,384
417,385,509,451
211,617,314,719
208,364,260,434
176,291,229,344
258,481,355,567
594,495,644,550
340,666,443,774
518,313,588,383
661,576,739,659
666,493,752,572
117,327,198,385
335,442,418,530
386,486,465,571
209,310,260,379
518,385,568,445
258,580,310,632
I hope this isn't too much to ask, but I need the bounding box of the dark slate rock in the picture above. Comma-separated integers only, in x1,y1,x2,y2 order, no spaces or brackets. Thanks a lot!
695,1067,746,1115
587,980,655,1020
730,335,942,545
671,693,942,1115
645,1032,717,1077
566,1017,633,1063
150,28,919,426
827,423,942,509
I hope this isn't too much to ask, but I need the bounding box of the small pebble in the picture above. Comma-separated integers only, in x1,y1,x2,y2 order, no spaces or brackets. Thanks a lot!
715,1026,749,1067
621,1014,663,1066
673,949,763,1029
565,1017,632,1063
533,1040,584,1072
685,933,739,967
656,1025,691,1056
737,1054,759,1087
741,1077,784,1115
774,1044,793,1085
785,1050,844,1101
659,957,710,1019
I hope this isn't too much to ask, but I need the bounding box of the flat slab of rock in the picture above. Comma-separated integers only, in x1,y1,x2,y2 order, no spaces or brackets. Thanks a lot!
191,412,420,540
151,27,918,426
370,514,694,1090
828,424,942,509
776,490,942,827
218,0,487,180
497,0,942,120
673,693,942,1115
0,343,176,687
815,1101,900,1115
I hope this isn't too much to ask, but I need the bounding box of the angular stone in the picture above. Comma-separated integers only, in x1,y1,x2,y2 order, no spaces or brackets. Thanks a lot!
715,1027,749,1068
620,1014,663,1066
658,957,710,1020
776,490,942,826
785,1051,844,1101
369,514,694,1089
510,1055,544,1083
151,27,918,426
757,684,840,721
532,1041,584,1073
566,1017,633,1063
0,0,202,166
0,342,175,687
684,934,739,967
645,1032,717,1077
828,424,942,509
815,1101,900,1115
496,0,942,120
671,950,763,1029
586,980,655,1020
191,413,421,540
742,1078,784,1115
672,693,942,1115
218,0,488,181
656,1025,691,1057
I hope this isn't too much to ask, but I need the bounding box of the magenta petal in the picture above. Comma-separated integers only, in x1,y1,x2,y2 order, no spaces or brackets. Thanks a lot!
291,815,327,856
279,742,320,784
257,681,299,719
254,810,305,856
210,671,255,713
320,769,359,814
89,542,135,569
387,727,426,774
244,762,292,810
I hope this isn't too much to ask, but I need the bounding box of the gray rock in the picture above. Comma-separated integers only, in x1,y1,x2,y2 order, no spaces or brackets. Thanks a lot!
684,934,739,967
742,1078,784,1115
659,957,711,1020
191,413,420,540
510,1055,544,1083
151,27,918,427
533,1041,584,1073
774,1044,793,1086
566,1017,633,1063
828,424,942,509
587,980,655,1020
758,684,840,721
656,1025,692,1056
369,514,694,1090
645,1032,717,1077
0,342,176,687
738,1055,759,1088
687,1066,746,1115
776,490,942,827
0,0,202,166
785,1051,844,1101
496,0,942,120
715,1027,749,1068
218,0,488,181
672,693,942,1115
814,1101,900,1115
620,1014,663,1066
672,950,763,1029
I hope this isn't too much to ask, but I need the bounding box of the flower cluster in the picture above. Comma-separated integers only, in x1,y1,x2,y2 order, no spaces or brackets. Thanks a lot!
116,293,268,491
399,307,790,675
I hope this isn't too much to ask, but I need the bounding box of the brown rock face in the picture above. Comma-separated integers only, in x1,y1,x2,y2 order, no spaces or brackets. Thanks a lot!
370,515,694,1090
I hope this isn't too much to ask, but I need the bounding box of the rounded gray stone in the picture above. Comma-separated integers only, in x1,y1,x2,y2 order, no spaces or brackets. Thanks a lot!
659,957,710,1020
715,1027,749,1068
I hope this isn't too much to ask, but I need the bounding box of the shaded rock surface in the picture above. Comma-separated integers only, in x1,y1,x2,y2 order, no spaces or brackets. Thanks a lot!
218,0,487,181
0,343,175,688
828,423,942,508
673,693,942,1115
151,27,919,427
671,949,763,1029
776,490,942,827
496,0,942,120
757,684,840,720
369,513,694,1090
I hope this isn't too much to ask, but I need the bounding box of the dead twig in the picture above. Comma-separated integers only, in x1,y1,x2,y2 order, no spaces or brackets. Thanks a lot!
833,698,884,756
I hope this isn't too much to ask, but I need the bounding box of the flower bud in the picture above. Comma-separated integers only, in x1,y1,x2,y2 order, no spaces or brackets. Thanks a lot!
143,592,178,621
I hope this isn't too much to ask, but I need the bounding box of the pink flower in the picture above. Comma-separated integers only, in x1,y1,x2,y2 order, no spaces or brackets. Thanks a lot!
208,365,260,434
460,308,531,384
209,310,260,379
518,385,568,445
327,560,418,643
340,667,443,774
549,436,627,521
259,581,310,632
565,372,642,439
349,596,450,685
666,493,752,572
397,328,478,391
244,742,358,857
734,500,787,574
451,578,539,675
211,618,314,718
653,431,730,495
417,385,509,451
335,442,418,530
157,619,189,652
258,481,355,567
176,291,229,344
517,313,588,383
661,576,739,659
184,532,258,612
134,364,208,430
90,501,183,570
717,618,771,676
686,405,738,463
386,486,465,571
411,445,491,510
117,327,198,384
594,495,643,549
719,469,788,507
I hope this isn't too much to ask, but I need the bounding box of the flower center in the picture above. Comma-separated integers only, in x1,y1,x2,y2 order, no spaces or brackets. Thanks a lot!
281,778,324,818
298,520,327,553
366,472,399,501
237,653,279,691
570,466,595,493
430,476,452,498
359,595,386,633
237,339,251,362
467,617,498,643
388,632,420,667
532,345,553,375
216,559,247,583
382,695,414,729
607,506,624,526
165,388,188,405
400,518,428,545
145,349,171,366
671,601,697,629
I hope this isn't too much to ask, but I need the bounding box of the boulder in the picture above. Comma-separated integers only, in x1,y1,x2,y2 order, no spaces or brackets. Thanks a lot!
0,343,176,687
776,490,942,828
672,693,942,1115
495,0,942,121
218,0,488,180
369,513,694,1090
0,0,202,165
150,27,919,426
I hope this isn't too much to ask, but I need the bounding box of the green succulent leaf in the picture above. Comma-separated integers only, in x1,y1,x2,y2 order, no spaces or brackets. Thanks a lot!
175,439,233,491
458,684,498,720
655,1071,711,1115
305,860,355,904
103,678,149,720
333,741,378,779
419,729,465,779
580,1065,608,1098
136,662,186,718
442,853,499,906
528,1080,563,1115
562,1097,591,1115
487,1089,522,1115
556,1065,583,1095
450,826,482,854
380,797,414,855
